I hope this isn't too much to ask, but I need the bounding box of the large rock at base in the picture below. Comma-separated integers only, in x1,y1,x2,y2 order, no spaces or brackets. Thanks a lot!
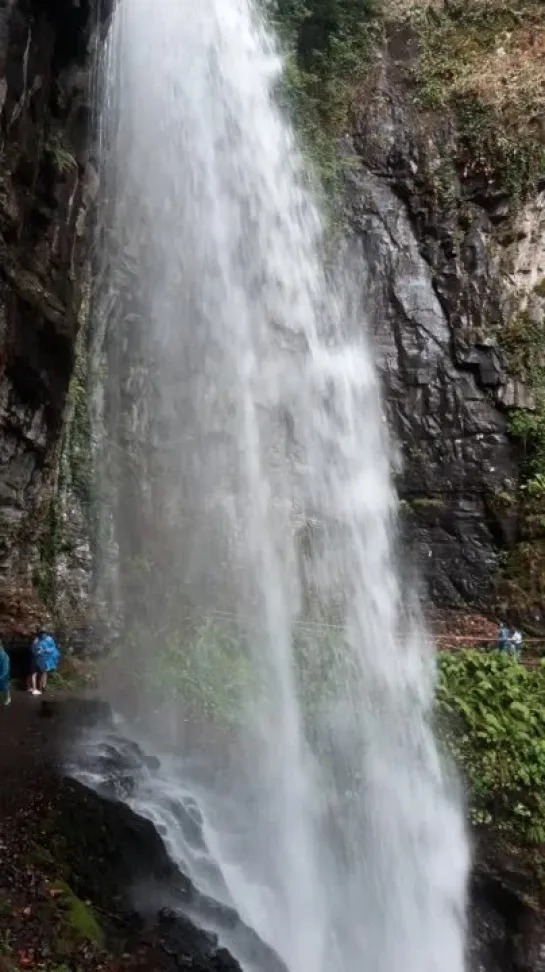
38,698,286,972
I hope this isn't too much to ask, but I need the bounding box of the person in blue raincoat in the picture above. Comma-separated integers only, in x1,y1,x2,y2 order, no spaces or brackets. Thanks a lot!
497,622,510,654
0,639,11,706
28,627,60,696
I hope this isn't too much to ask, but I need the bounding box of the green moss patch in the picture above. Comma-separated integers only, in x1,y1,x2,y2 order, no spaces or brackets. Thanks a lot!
50,880,104,948
404,497,446,511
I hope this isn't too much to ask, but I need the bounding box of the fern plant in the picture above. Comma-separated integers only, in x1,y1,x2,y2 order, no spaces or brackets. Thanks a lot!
437,650,545,843
44,134,77,175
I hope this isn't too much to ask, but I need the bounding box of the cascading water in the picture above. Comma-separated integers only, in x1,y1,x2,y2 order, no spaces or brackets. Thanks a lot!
86,1,469,971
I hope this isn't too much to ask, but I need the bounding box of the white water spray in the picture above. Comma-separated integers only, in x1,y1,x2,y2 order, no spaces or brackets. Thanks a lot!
90,1,469,971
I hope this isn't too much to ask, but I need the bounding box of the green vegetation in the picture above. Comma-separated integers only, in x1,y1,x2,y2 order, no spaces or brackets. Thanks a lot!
143,618,256,723
49,656,98,692
44,133,77,176
486,489,517,516
267,0,380,192
51,881,104,948
35,299,93,618
437,651,545,842
497,538,545,615
411,0,545,199
65,359,93,513
508,409,545,485
401,497,446,512
0,930,13,957
504,310,545,489
35,492,61,610
495,304,545,608
141,614,345,727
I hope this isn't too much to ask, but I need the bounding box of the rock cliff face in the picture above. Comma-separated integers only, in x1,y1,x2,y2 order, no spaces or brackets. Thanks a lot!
0,0,100,637
347,5,545,616
0,1,543,632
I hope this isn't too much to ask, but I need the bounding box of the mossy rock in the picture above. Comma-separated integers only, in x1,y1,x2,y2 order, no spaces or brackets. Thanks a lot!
487,490,518,515
400,496,447,519
51,879,104,948
408,497,445,510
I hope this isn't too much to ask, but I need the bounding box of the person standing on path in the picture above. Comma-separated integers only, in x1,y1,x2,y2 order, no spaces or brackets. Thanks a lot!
498,622,510,654
510,627,523,660
28,628,61,696
0,640,11,706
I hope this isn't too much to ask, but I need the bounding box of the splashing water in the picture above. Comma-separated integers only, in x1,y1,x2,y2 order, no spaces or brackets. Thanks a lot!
90,1,469,971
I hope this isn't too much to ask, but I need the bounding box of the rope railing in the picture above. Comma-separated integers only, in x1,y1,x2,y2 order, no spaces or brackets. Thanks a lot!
434,635,545,644
160,608,545,650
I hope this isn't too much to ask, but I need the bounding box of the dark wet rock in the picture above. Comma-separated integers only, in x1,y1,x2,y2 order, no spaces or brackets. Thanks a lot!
80,732,161,800
42,770,246,972
61,721,287,972
158,910,242,972
0,0,103,637
54,761,285,972
470,843,545,972
57,776,188,904
346,49,531,611
41,695,114,727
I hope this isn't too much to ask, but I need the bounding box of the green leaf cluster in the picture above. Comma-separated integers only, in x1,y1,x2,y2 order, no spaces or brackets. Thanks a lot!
44,132,77,176
437,651,545,843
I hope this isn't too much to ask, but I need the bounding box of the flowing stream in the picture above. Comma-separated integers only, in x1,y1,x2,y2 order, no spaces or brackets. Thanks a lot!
87,1,469,971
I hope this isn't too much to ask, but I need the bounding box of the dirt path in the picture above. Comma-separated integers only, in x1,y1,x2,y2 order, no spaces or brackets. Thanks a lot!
0,689,50,758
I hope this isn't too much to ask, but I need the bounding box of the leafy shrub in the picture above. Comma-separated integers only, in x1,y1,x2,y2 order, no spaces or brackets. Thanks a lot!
508,409,545,483
436,650,545,842
521,473,545,500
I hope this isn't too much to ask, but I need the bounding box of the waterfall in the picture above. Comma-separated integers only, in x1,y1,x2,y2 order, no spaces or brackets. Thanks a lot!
89,1,469,971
